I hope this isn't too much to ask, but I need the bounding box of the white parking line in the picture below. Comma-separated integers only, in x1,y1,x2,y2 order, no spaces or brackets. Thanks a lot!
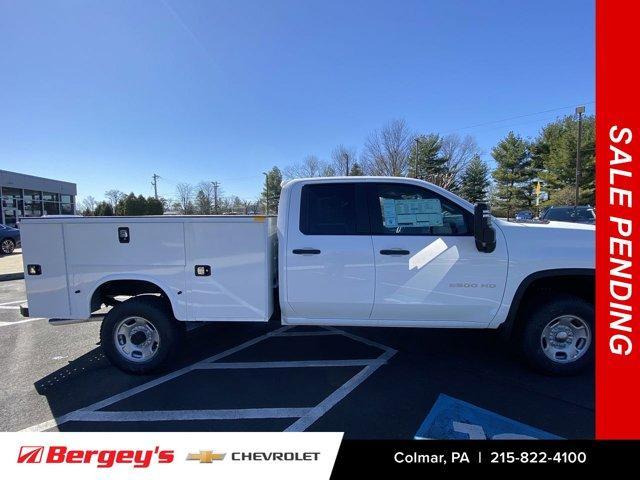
285,337,397,432
0,317,45,328
22,325,396,432
56,408,312,422
0,299,26,306
275,330,341,337
22,326,292,432
195,359,386,369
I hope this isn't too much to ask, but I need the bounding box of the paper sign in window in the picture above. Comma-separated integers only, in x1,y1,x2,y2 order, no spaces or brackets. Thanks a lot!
380,197,444,228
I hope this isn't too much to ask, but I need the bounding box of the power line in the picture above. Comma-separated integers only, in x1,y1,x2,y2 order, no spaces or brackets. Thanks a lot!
443,101,594,134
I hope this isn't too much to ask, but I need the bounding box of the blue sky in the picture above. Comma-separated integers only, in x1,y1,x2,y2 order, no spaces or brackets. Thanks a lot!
0,0,594,204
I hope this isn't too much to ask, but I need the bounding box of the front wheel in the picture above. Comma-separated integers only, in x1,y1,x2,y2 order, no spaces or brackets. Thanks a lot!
100,296,183,374
520,294,594,376
1,238,15,255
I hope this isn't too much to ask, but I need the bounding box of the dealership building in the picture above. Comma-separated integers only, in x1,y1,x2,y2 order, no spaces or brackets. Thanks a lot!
0,169,77,227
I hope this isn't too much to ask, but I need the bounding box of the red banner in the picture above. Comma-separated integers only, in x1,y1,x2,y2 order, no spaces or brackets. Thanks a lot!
596,0,640,439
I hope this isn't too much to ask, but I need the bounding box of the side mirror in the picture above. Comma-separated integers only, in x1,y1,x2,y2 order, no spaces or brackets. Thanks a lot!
474,203,496,253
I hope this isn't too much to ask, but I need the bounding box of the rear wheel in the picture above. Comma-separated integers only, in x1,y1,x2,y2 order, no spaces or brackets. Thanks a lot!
1,238,15,255
520,294,593,376
100,296,183,374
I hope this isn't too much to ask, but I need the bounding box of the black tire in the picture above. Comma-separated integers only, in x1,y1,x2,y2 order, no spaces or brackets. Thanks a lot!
1,238,15,255
520,294,594,376
100,296,184,374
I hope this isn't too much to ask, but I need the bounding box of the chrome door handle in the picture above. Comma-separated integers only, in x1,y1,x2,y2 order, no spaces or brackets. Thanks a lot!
380,249,410,256
292,248,321,255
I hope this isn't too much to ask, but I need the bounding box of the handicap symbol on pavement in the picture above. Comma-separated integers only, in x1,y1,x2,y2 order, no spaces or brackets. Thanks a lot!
415,394,562,440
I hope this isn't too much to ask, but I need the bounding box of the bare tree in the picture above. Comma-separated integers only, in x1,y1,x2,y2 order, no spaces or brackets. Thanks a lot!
439,134,481,190
331,145,357,176
104,189,125,209
80,196,97,215
362,119,412,176
284,155,327,179
175,182,195,214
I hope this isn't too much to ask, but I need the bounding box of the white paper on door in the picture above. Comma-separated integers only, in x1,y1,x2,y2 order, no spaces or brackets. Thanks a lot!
381,198,444,228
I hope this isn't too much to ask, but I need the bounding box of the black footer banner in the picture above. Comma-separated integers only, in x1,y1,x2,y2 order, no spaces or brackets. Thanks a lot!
330,440,640,476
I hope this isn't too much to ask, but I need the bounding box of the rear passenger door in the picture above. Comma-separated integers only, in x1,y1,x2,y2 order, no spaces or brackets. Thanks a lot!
284,182,375,321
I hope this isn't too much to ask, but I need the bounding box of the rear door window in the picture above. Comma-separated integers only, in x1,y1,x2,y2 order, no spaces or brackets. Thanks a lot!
299,183,368,235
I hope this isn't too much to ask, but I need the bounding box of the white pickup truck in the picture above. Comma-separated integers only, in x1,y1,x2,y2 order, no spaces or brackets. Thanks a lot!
20,177,595,376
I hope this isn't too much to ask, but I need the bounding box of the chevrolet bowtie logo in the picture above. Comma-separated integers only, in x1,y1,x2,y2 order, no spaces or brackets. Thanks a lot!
186,451,226,463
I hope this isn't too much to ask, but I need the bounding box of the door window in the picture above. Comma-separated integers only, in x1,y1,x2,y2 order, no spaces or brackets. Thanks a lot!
370,183,472,236
299,183,368,235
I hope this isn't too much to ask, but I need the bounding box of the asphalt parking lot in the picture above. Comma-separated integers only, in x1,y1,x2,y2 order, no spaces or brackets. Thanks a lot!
0,278,594,438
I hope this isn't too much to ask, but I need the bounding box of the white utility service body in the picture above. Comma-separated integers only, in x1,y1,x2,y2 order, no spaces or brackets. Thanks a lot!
20,177,595,375
21,215,277,322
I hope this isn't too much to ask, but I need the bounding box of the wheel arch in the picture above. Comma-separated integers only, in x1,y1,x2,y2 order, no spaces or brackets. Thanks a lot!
500,268,595,338
89,275,181,319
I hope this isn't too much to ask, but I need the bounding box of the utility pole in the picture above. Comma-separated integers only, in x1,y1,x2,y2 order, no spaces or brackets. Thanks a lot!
262,172,269,214
344,152,350,176
151,174,160,200
574,105,585,214
211,181,219,214
415,137,420,179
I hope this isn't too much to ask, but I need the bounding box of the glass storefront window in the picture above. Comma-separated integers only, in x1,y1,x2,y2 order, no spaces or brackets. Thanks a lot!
24,201,42,217
44,202,60,215
1,186,75,225
61,203,74,215
23,190,41,202
1,187,23,227
42,192,59,202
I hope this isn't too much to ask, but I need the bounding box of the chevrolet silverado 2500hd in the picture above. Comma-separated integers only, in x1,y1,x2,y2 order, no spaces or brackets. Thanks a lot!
19,177,595,375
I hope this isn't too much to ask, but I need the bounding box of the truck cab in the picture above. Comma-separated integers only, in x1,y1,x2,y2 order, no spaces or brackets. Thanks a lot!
278,177,508,328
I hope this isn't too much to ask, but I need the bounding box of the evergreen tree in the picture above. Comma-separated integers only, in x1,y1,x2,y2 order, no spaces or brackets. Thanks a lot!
408,133,448,183
348,163,364,176
115,193,149,215
194,189,212,214
94,201,114,216
261,166,283,213
146,197,164,215
491,132,536,218
531,115,595,205
459,154,490,203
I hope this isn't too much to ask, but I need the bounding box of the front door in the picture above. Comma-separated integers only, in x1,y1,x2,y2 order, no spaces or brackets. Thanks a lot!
368,182,508,326
285,182,375,320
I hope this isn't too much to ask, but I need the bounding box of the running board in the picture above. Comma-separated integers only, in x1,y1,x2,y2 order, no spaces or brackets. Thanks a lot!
49,315,104,326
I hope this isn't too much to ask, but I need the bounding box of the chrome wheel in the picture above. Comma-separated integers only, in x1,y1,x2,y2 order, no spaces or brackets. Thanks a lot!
540,315,591,363
113,316,160,362
1,239,14,254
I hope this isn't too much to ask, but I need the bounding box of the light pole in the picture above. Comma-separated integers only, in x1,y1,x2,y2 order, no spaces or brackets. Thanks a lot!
574,105,585,214
262,172,269,215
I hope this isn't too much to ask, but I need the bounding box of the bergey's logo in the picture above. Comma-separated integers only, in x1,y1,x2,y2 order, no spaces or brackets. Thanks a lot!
17,445,174,468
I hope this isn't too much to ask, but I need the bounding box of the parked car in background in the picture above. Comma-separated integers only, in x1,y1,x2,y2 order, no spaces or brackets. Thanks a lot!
515,210,534,221
540,206,595,224
0,224,21,255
